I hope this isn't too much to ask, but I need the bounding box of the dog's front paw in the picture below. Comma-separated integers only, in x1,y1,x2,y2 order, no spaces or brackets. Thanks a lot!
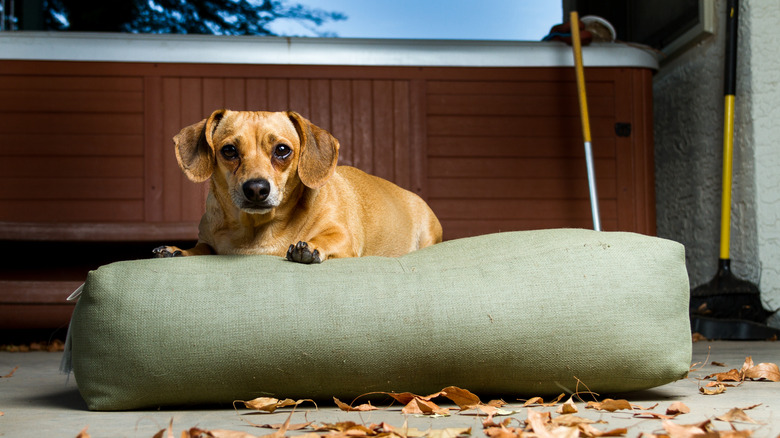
152,246,183,258
286,241,322,264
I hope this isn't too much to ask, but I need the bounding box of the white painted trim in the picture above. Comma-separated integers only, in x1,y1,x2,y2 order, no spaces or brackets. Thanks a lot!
0,32,659,69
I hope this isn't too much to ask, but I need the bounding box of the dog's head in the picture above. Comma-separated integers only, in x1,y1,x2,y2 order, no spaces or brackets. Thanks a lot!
173,110,339,214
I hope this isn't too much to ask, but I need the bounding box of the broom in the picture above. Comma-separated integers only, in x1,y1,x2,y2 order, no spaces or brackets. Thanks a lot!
690,0,777,337
570,11,601,231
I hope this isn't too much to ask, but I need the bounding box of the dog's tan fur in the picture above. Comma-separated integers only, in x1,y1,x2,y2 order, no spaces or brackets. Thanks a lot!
153,110,442,263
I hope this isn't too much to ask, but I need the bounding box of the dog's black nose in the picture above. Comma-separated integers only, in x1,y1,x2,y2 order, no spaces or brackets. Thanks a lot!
242,179,271,202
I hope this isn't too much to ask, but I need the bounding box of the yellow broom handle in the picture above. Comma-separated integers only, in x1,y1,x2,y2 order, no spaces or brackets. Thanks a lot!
571,11,591,143
720,95,735,260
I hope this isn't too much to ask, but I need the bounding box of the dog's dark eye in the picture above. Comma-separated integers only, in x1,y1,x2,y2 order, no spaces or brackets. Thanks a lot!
273,144,292,159
221,145,238,160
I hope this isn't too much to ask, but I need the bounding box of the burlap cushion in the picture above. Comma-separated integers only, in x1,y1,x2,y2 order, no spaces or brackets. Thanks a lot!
70,229,691,410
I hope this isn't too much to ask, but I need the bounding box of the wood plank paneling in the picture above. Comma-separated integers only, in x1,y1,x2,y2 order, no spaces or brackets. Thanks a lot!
0,177,143,200
1,200,145,222
423,69,642,237
0,156,143,178
0,134,142,156
0,61,653,237
428,177,617,200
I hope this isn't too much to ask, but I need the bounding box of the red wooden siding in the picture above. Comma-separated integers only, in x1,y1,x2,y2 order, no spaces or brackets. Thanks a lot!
0,60,655,329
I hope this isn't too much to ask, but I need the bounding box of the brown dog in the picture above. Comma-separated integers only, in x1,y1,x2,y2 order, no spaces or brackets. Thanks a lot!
153,110,442,263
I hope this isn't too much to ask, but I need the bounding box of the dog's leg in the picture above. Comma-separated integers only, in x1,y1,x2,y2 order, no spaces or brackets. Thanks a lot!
286,241,322,264
152,242,214,258
286,227,357,264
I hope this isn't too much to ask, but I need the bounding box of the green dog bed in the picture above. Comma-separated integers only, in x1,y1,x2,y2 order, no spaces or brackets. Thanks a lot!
68,228,691,411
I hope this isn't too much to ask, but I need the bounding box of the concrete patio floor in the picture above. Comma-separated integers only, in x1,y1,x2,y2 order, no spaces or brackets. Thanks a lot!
1,340,779,438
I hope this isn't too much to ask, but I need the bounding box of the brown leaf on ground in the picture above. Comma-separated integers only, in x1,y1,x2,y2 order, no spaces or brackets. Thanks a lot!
577,423,628,437
483,417,515,429
75,427,90,438
2,366,18,378
314,421,377,436
662,419,753,438
487,399,508,408
692,332,708,342
521,394,565,407
705,368,742,382
586,399,633,412
666,402,691,416
551,415,595,427
715,408,759,424
700,384,727,395
712,361,727,367
333,397,379,412
152,419,175,438
632,412,677,420
662,420,709,438
483,426,524,438
441,386,481,410
426,427,472,438
187,428,260,438
743,361,780,382
705,357,780,383
402,397,451,416
243,421,313,431
386,391,445,405
556,397,578,414
526,409,556,438
237,397,310,413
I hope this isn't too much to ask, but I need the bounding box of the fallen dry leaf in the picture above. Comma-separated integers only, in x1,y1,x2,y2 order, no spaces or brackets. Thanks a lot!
556,397,578,414
441,386,481,410
662,419,709,438
236,397,311,413
243,420,313,431
526,409,556,438
482,417,515,429
743,361,780,382
426,427,472,438
632,412,677,420
704,356,780,383
666,402,691,416
715,408,759,424
586,399,633,412
487,399,507,408
662,419,753,438
700,384,727,395
333,397,379,412
386,391,445,405
402,397,451,416
705,368,743,382
576,423,627,437
551,415,595,427
314,421,377,436
186,428,260,438
152,419,175,438
75,427,90,438
483,426,524,438
712,361,727,367
2,366,19,378
521,393,565,407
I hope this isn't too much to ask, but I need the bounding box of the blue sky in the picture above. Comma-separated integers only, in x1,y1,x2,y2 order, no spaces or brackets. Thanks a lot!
269,1,563,41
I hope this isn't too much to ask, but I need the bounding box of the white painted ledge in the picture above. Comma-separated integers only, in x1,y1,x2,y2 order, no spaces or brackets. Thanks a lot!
0,32,659,69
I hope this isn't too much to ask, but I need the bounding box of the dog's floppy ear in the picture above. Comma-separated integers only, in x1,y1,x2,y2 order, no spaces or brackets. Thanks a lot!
173,109,226,182
288,111,339,189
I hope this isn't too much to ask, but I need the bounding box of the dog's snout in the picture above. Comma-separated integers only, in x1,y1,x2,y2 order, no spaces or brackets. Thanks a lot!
242,179,271,202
